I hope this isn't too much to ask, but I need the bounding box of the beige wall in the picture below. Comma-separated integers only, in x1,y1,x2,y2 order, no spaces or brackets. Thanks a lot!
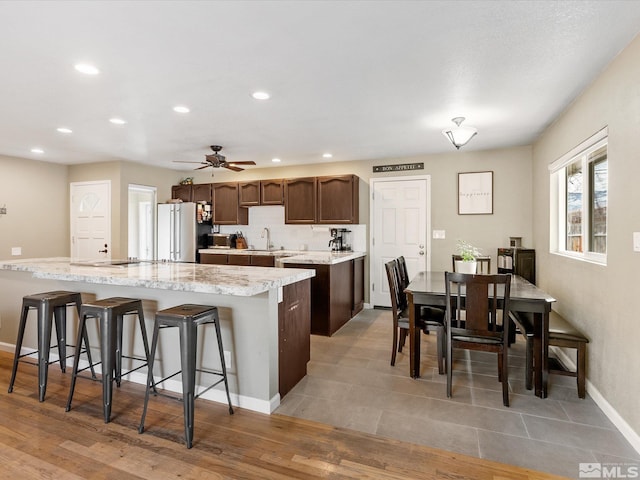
533,35,640,435
0,155,69,260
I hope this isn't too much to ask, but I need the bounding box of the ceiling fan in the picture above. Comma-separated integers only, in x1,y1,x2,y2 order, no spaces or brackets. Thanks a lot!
174,145,256,172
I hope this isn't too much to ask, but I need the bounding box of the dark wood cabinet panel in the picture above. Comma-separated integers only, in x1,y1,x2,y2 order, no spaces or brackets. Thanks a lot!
191,183,212,203
238,182,261,207
171,184,192,202
497,248,536,284
284,177,317,224
212,183,248,225
251,255,276,267
227,254,251,266
351,256,365,317
278,279,311,397
200,253,228,265
317,175,359,224
261,179,284,205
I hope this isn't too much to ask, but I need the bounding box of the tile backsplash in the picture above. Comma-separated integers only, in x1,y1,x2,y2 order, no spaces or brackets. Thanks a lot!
217,206,366,252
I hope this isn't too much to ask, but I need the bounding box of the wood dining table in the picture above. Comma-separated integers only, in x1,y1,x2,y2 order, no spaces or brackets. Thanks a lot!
405,271,556,398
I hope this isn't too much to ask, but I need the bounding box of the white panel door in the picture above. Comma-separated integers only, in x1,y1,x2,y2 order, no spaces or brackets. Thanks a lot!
370,177,430,307
70,181,111,260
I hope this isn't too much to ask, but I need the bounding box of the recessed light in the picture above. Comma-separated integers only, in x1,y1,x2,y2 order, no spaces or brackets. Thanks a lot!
252,91,270,100
31,148,44,154
74,63,100,75
173,105,190,113
271,158,281,163
57,127,73,134
109,118,126,125
322,153,333,158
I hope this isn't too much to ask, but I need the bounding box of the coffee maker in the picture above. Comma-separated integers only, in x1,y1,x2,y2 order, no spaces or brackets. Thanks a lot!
329,228,352,252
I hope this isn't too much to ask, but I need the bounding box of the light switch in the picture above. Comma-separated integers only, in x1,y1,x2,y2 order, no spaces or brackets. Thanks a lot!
432,230,446,239
11,247,21,256
634,232,640,252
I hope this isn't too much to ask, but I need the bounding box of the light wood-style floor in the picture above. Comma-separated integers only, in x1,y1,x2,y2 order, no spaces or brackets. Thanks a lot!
0,350,565,480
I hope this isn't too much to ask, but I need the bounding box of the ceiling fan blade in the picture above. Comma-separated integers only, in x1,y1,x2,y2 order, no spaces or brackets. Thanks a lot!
173,160,203,164
227,161,256,165
195,165,210,170
224,165,244,172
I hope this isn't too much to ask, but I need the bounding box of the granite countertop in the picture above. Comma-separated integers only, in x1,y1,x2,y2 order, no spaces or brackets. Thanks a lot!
199,249,366,265
0,257,315,297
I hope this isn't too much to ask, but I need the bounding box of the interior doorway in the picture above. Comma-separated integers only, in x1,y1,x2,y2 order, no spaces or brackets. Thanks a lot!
70,180,112,261
128,184,156,261
369,176,431,307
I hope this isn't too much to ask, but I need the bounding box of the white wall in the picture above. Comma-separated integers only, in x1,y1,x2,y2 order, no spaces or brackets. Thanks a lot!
533,35,640,441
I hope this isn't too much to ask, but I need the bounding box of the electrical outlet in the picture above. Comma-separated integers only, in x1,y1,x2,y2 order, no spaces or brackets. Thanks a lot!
224,350,232,369
433,230,446,239
634,232,640,252
11,247,21,256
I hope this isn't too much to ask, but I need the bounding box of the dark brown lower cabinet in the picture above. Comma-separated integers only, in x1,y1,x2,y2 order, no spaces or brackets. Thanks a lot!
200,253,228,265
284,258,364,336
279,278,311,397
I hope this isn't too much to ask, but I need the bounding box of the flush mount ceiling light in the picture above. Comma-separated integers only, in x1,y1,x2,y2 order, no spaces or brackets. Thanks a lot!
74,63,100,75
31,147,44,154
56,127,72,134
271,158,281,163
252,91,270,100
442,117,478,150
109,117,127,125
322,153,333,159
173,105,190,113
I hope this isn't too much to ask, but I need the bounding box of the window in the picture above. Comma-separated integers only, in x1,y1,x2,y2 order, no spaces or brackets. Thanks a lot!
549,128,608,264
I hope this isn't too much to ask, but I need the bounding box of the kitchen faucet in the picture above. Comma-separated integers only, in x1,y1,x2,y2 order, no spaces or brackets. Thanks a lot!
261,227,272,250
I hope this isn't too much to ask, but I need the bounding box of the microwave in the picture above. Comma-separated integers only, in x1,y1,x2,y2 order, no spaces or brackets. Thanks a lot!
209,234,231,249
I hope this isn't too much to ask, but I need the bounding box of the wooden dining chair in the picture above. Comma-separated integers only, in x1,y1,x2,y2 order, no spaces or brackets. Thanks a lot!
445,271,512,406
385,260,445,373
397,256,445,323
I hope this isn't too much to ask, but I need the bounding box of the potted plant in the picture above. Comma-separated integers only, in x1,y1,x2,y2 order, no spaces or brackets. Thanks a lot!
455,240,481,274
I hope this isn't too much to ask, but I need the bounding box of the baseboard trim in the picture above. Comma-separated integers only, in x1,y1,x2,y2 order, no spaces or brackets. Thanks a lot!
553,346,640,455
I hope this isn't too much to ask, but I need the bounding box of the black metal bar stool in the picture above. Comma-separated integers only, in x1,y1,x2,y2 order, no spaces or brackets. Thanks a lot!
8,290,95,402
66,297,150,423
138,304,234,449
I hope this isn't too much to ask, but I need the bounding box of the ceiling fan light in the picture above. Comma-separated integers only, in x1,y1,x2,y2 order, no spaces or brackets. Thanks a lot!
442,117,478,149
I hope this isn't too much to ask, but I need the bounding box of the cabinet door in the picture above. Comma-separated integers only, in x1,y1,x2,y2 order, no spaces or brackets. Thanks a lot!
317,175,359,224
171,184,192,202
515,250,536,284
200,253,228,265
238,181,260,206
261,179,284,205
228,254,251,266
278,279,311,397
351,257,365,317
284,177,317,224
191,184,212,203
212,183,249,225
251,255,275,267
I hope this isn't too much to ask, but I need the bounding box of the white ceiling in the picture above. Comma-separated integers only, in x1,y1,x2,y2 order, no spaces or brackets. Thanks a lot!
2,1,640,171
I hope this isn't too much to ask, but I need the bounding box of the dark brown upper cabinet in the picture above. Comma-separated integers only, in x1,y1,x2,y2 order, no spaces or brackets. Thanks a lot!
317,175,359,224
171,184,192,202
191,183,212,203
284,177,317,224
212,182,248,225
260,179,284,205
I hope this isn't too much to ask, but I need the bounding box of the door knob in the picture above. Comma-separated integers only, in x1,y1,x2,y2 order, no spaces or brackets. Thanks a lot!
98,243,108,254
419,244,424,249
419,251,425,256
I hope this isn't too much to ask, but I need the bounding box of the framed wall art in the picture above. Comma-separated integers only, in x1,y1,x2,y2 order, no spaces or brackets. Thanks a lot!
458,171,493,215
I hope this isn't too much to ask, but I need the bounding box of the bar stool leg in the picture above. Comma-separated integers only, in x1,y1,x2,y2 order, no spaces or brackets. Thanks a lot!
66,312,88,412
212,314,234,415
8,303,30,393
179,321,197,449
138,320,160,434
100,309,118,423
53,305,67,373
37,301,54,402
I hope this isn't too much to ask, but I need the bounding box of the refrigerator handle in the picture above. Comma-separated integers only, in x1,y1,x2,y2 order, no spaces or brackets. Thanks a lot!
169,207,175,259
174,206,181,259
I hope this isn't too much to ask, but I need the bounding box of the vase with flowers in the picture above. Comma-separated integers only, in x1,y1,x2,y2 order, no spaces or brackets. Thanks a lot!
455,239,481,274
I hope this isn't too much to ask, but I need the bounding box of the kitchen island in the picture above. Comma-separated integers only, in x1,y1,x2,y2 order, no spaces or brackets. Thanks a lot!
0,258,314,413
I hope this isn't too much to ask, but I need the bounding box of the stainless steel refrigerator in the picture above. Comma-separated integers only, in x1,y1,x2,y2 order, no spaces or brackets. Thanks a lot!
157,202,197,262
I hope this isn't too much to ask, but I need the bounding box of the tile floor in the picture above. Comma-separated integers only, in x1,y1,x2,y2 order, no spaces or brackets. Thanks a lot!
275,308,639,479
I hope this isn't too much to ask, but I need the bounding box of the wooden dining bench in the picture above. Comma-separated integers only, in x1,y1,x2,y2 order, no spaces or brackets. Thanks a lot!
548,310,589,399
